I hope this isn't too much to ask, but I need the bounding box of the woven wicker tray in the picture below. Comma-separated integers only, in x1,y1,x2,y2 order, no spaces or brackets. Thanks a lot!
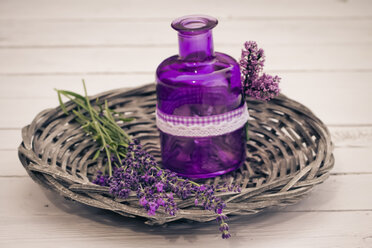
18,83,334,225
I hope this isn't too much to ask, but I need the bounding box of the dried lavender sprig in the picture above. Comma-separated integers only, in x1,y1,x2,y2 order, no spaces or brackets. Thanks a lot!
96,141,239,238
246,73,280,101
240,41,280,101
57,82,240,239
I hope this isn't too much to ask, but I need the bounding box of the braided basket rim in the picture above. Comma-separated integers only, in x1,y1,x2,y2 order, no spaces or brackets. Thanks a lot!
18,83,334,225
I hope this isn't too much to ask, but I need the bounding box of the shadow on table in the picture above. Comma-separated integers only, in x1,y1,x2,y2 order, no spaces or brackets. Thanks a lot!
42,187,302,244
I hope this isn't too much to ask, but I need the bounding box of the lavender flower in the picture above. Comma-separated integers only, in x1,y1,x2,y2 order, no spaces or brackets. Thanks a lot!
155,182,164,192
246,73,281,101
240,41,265,83
216,214,231,239
222,232,231,239
92,171,109,186
240,41,280,101
93,139,239,239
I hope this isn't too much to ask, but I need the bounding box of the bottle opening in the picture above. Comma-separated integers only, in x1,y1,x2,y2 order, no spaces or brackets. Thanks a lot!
182,19,207,29
171,15,218,33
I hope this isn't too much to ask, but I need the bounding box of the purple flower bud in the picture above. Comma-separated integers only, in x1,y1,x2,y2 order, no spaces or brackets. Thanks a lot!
219,223,229,232
240,41,280,101
246,73,280,101
139,197,148,207
216,214,228,223
166,192,174,200
199,185,206,191
157,198,165,206
222,232,231,239
147,202,157,216
155,182,164,192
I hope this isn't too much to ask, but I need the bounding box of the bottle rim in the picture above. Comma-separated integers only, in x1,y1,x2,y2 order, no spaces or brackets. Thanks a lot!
171,15,218,33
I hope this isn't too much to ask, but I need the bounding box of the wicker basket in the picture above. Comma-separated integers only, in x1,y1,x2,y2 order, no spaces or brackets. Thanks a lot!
18,83,334,224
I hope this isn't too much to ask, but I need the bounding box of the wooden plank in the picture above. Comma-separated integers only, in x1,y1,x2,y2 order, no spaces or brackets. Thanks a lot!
0,176,371,247
0,75,153,99
0,99,60,129
1,19,371,47
332,147,372,173
1,45,372,75
331,126,372,148
0,212,371,248
0,150,26,176
0,0,371,20
281,72,372,126
0,130,21,150
283,174,372,211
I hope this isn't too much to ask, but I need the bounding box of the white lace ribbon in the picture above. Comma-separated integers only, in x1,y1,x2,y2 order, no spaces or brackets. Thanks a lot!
156,103,249,137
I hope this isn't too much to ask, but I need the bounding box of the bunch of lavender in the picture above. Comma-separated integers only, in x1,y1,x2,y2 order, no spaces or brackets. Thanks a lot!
93,140,238,239
240,41,281,101
56,82,240,239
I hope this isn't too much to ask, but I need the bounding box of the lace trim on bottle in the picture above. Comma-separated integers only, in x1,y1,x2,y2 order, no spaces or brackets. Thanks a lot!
156,103,249,137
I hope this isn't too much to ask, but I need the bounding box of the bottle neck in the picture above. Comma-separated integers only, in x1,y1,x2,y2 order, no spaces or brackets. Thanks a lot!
178,30,214,61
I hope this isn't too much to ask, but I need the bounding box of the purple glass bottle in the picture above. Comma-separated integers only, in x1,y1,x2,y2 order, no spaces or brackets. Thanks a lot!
156,15,247,178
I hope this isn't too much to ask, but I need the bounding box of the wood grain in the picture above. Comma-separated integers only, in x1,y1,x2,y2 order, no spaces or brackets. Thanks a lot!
0,130,21,150
1,0,371,20
0,204,371,248
0,176,371,248
0,212,371,248
1,45,371,75
1,19,371,47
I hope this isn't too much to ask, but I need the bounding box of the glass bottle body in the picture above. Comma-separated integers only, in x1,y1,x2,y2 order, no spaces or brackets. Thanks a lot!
156,15,247,178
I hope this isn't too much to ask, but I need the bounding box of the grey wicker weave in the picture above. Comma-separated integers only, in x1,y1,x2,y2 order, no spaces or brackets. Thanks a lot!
18,83,334,225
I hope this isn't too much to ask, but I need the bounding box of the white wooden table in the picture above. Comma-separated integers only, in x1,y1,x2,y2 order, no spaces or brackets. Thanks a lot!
1,1,372,247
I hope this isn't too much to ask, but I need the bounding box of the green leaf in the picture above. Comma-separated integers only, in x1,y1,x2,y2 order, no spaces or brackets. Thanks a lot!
245,122,250,141
119,117,134,122
55,90,69,115
57,89,86,102
92,149,101,160
56,80,134,177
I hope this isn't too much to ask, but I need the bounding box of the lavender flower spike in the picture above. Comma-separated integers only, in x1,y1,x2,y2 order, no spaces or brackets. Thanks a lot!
240,41,280,101
93,140,237,239
240,41,265,82
247,73,281,101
